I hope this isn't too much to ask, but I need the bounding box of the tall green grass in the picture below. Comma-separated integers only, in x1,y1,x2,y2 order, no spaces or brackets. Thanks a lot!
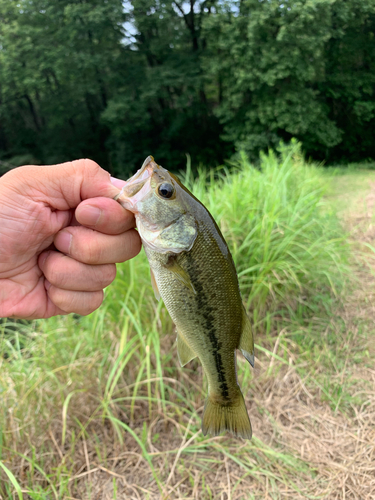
0,143,349,497
185,142,347,313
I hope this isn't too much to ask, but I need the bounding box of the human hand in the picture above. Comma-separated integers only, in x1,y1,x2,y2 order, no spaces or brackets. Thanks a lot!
0,159,141,319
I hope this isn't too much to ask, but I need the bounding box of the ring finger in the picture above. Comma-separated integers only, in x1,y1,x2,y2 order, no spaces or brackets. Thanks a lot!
45,282,104,316
38,251,117,291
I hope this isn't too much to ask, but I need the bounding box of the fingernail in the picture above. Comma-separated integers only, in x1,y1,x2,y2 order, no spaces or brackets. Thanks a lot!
55,231,72,254
77,204,102,226
110,176,126,189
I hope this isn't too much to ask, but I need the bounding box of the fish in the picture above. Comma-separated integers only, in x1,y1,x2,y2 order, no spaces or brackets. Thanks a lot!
115,156,254,439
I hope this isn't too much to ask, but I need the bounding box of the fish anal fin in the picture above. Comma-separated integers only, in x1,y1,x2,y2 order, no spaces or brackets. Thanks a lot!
202,391,252,439
177,332,197,367
238,308,255,368
150,268,161,301
166,259,196,295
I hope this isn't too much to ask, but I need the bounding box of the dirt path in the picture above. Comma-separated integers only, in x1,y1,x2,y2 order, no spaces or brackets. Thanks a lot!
304,170,375,499
330,170,375,354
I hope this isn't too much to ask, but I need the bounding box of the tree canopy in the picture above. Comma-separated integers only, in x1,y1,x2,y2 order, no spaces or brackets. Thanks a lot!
0,0,374,176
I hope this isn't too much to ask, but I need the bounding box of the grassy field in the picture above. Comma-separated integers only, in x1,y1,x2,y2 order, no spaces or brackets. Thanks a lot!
1,144,374,499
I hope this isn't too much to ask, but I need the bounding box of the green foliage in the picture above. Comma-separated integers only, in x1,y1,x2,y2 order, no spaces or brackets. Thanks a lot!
0,0,126,166
1,0,375,174
184,142,347,314
203,0,375,163
0,0,227,175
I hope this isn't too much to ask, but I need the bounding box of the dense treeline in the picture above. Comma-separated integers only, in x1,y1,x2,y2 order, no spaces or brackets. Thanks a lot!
0,0,374,176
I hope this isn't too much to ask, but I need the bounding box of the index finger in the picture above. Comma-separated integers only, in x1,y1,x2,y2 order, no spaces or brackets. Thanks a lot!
75,197,136,235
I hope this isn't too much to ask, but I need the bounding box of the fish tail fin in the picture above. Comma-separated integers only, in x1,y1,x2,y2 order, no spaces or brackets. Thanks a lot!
201,392,252,439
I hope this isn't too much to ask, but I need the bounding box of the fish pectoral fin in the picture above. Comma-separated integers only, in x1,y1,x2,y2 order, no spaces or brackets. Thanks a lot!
150,268,161,301
238,307,255,368
167,260,196,295
177,333,197,367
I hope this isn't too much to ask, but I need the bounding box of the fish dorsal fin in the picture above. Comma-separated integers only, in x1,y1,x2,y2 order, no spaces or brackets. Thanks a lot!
238,308,255,368
177,332,197,367
166,258,196,295
150,268,161,301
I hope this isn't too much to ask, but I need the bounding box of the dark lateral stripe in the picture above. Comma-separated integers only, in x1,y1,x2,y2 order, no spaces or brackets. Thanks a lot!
184,253,230,400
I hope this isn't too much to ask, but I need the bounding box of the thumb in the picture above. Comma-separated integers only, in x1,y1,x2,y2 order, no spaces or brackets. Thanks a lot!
2,159,123,211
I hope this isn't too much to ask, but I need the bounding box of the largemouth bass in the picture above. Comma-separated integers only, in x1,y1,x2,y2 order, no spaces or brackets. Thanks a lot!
116,156,254,439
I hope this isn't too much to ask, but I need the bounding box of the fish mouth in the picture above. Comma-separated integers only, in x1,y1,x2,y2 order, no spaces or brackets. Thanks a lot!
127,156,155,183
115,156,157,212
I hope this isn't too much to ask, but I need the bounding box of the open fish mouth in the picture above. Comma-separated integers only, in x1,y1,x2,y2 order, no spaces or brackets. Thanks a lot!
127,156,155,184
120,178,148,198
115,155,175,215
114,156,157,212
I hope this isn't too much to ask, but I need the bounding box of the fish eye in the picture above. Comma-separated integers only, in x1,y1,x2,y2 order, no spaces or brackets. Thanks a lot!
158,183,175,199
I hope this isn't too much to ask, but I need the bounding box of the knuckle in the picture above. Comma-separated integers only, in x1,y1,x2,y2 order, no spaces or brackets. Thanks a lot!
71,158,100,178
49,287,103,315
86,240,102,264
44,253,71,287
99,264,117,287
74,232,101,265
43,254,65,285
80,159,103,184
83,158,101,173
127,230,142,259
78,291,104,316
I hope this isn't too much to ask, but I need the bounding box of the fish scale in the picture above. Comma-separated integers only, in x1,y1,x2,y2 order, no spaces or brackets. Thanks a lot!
116,156,254,439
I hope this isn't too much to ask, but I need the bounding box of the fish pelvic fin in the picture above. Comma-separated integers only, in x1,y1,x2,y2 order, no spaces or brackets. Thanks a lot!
238,307,255,368
177,332,197,367
201,392,252,440
150,268,161,301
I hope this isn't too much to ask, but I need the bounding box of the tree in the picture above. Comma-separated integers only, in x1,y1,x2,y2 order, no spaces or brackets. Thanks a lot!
102,0,230,173
203,0,375,162
0,0,126,167
1,0,375,174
